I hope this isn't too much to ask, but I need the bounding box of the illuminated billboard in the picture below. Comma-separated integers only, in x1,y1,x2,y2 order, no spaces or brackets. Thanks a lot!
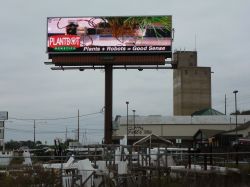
47,16,172,54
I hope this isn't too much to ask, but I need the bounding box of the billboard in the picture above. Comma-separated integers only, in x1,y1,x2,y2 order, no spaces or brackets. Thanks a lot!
47,16,172,54
0,111,8,120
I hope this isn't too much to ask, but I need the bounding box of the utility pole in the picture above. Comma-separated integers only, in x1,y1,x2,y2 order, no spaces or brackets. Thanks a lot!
2,121,5,152
78,109,80,142
83,129,87,145
225,94,227,115
65,127,68,141
33,120,36,145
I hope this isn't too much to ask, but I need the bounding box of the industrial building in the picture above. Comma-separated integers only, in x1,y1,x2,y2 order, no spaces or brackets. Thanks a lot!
112,51,248,147
112,114,250,146
173,51,211,115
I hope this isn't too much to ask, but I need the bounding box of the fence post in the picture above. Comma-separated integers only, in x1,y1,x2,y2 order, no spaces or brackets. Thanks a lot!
235,145,239,166
165,147,168,169
210,145,213,166
188,148,191,169
204,154,207,171
61,155,63,186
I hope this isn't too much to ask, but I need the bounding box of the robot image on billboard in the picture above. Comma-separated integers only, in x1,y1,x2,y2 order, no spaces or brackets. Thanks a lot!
47,16,172,54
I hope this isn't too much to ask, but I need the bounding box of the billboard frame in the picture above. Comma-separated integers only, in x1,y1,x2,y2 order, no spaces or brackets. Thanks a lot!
46,15,172,56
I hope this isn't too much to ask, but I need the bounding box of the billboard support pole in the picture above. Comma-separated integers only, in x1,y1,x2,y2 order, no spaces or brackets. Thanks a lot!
104,65,113,144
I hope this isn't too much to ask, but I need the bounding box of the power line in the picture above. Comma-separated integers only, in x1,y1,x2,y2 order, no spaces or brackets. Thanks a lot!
214,99,250,108
5,127,103,134
5,128,33,133
68,127,103,131
8,110,103,121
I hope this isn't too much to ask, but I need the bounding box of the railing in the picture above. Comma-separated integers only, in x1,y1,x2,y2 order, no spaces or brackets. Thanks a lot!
1,145,250,186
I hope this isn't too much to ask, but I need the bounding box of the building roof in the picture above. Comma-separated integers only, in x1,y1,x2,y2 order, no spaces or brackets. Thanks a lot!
133,134,173,146
191,108,224,116
236,121,250,130
114,115,250,126
222,121,250,135
194,129,225,139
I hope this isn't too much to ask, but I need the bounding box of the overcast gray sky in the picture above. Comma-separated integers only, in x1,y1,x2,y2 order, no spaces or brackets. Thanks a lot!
1,0,250,144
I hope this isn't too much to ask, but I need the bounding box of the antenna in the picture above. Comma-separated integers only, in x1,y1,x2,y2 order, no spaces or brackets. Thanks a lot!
194,34,197,51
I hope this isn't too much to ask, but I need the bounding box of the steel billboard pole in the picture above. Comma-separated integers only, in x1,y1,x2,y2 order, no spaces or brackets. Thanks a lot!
104,65,113,144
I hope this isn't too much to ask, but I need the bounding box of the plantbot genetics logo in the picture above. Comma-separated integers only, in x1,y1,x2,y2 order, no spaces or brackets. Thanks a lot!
48,35,81,51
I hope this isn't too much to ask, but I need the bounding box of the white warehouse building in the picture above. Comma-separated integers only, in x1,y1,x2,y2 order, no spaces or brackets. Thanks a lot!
112,114,250,145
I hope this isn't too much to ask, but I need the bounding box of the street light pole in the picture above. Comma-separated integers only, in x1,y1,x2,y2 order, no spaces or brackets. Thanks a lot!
126,101,129,144
233,90,239,166
233,90,238,142
78,109,80,142
132,110,136,141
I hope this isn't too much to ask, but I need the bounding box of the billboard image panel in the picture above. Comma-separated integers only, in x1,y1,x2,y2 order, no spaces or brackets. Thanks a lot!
47,16,172,54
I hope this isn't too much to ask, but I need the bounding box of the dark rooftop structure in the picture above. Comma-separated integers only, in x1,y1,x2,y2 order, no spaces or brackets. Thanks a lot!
191,108,224,116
